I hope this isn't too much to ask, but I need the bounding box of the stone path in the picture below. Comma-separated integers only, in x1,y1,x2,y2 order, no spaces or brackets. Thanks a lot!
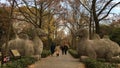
29,52,85,68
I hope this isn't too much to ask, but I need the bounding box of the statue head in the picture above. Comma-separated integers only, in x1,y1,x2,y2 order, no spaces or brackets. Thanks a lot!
16,27,47,40
13,22,47,40
34,28,47,37
75,28,88,40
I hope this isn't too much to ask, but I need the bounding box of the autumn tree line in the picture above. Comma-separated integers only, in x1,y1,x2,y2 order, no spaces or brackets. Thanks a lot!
0,0,120,50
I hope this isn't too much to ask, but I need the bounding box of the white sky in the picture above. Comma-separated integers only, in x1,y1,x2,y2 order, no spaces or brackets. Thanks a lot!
111,7,120,14
0,0,120,14
0,0,6,3
111,0,120,14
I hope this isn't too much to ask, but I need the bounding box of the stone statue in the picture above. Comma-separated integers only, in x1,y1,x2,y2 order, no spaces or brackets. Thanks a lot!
76,28,120,61
2,28,45,60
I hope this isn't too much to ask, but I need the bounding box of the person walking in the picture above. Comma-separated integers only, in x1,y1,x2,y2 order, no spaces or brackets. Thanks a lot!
50,42,56,56
60,45,65,55
64,44,69,55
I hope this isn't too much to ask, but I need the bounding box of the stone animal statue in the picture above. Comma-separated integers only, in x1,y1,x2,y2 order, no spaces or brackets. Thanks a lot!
2,28,44,60
76,28,120,61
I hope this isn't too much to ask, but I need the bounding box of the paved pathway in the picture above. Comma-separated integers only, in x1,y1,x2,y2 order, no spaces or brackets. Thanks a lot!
29,53,85,68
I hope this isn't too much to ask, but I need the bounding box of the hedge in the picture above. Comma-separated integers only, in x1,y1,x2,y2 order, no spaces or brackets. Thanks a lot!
69,49,79,58
82,58,117,68
41,49,51,58
3,57,37,68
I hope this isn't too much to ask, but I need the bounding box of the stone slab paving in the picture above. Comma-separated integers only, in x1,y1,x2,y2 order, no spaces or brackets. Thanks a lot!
29,53,85,68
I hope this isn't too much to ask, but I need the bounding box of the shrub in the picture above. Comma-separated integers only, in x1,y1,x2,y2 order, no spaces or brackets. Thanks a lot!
97,58,106,62
109,28,120,45
82,58,117,68
41,49,51,58
69,49,79,58
111,57,120,63
4,57,37,68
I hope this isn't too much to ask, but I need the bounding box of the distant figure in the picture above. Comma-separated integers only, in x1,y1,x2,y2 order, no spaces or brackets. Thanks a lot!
64,44,69,55
60,45,65,55
54,44,61,56
60,43,69,55
50,42,56,56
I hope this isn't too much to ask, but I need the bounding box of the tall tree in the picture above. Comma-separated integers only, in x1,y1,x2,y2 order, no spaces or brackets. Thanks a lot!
0,0,16,66
61,0,89,47
79,0,120,35
12,0,57,28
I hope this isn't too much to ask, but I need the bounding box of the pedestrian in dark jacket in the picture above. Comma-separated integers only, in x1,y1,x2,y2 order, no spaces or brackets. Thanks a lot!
64,44,69,55
60,45,65,55
50,42,56,56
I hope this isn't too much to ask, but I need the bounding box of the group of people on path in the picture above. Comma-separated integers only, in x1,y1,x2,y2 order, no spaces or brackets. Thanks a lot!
50,42,69,57
60,44,69,55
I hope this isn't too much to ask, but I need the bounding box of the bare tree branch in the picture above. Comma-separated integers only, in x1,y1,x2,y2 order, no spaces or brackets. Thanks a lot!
99,1,120,21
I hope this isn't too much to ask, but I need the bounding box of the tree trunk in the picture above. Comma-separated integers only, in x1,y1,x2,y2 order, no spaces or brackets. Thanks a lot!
39,4,43,28
89,14,92,39
1,0,15,67
39,19,42,28
71,35,76,49
71,36,74,48
92,0,100,35
95,20,100,34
